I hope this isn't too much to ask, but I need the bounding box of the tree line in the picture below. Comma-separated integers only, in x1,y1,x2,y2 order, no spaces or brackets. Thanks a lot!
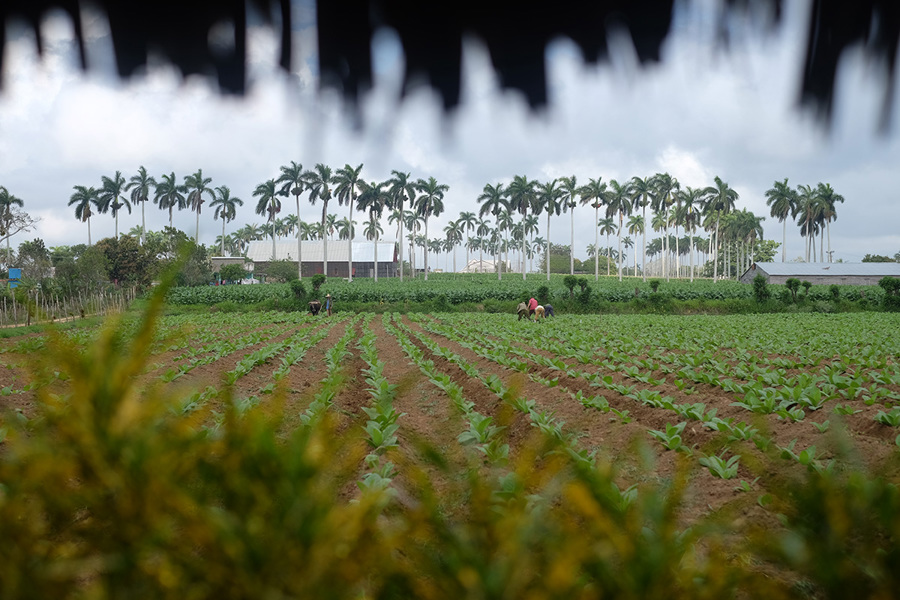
3,165,846,286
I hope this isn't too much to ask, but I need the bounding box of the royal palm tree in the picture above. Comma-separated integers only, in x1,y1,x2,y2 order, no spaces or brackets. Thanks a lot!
629,176,655,281
603,179,632,281
334,163,364,281
702,176,738,281
303,164,335,277
496,209,514,277
597,217,616,277
210,185,244,256
652,172,679,280
476,182,508,280
579,177,607,281
184,169,215,242
357,179,389,281
99,170,130,239
0,187,23,265
558,175,579,275
623,236,635,275
764,178,797,262
535,178,564,281
125,166,156,245
277,161,305,278
523,213,540,273
627,215,644,277
676,186,704,281
403,210,423,275
816,182,844,263
68,185,100,246
215,233,238,256
336,217,355,240
428,238,443,271
475,217,491,272
388,170,417,281
504,175,536,281
154,172,186,229
253,179,281,261
457,211,477,269
795,183,821,262
444,220,463,273
414,176,448,281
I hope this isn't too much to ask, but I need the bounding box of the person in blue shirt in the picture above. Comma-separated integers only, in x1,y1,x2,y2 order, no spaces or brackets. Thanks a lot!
325,294,333,316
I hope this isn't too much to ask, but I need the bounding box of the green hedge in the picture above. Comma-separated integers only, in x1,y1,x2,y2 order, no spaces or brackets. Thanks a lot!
166,273,884,307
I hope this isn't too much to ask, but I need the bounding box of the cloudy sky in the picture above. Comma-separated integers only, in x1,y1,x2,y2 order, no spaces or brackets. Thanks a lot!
1,0,898,267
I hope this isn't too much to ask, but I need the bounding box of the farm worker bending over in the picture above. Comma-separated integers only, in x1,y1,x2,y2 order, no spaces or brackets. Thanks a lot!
534,305,545,320
517,301,529,320
544,304,555,317
325,294,333,316
527,297,538,318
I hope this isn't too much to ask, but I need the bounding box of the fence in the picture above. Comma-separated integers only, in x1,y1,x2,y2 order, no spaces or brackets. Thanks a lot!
0,287,140,328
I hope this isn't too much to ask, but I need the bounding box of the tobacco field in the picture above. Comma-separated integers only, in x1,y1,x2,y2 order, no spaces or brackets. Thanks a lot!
1,300,899,597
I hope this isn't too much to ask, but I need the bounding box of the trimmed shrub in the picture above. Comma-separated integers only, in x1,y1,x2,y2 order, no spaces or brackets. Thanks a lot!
752,274,771,303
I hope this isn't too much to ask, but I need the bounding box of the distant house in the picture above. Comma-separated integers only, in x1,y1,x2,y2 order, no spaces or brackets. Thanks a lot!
245,240,398,278
740,262,900,286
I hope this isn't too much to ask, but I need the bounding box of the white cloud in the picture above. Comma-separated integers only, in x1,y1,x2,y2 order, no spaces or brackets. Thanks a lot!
0,0,897,265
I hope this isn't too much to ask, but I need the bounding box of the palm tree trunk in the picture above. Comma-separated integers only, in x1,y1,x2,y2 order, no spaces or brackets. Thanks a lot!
826,219,832,262
674,223,680,279
221,218,226,255
504,230,509,279
399,206,405,281
141,201,146,246
374,228,378,283
88,216,92,246
348,195,354,282
819,228,824,263
295,196,302,279
617,212,623,282
271,219,277,262
713,215,720,282
782,219,787,262
195,207,200,243
546,213,551,282
169,206,174,229
521,213,527,281
570,204,575,275
663,207,669,281
465,231,470,269
606,231,611,277
424,217,429,281
322,204,328,277
595,205,599,281
689,231,695,282
642,204,647,282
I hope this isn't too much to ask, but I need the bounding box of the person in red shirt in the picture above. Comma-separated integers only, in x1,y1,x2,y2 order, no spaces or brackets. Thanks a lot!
527,297,538,319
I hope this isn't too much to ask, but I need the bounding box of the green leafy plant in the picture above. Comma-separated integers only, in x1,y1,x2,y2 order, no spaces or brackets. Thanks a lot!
648,421,689,452
874,407,900,427
698,452,741,479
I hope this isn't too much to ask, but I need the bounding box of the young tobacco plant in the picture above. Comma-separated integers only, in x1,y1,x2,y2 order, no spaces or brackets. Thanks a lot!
698,452,741,480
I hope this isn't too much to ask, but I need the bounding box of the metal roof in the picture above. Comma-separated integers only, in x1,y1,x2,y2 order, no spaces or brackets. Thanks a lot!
750,262,900,277
245,240,397,263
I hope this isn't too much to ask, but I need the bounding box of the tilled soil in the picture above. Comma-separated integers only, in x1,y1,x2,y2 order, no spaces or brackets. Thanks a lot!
1,310,896,529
